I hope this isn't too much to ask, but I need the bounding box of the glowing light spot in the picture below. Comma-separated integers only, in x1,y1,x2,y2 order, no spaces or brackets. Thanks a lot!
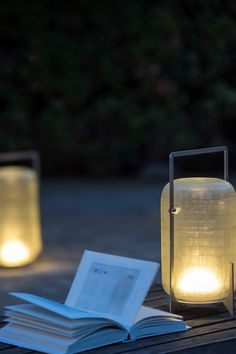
1,241,30,267
178,268,220,294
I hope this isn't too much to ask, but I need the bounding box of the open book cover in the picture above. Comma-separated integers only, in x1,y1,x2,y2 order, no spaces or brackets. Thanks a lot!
0,251,188,354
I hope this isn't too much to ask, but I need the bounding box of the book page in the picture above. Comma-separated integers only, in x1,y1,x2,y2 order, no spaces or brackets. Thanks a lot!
133,306,182,325
65,251,159,327
8,293,91,320
76,263,139,316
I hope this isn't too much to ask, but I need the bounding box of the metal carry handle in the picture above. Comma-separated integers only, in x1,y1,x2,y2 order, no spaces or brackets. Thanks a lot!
169,146,228,213
0,150,40,178
168,146,228,311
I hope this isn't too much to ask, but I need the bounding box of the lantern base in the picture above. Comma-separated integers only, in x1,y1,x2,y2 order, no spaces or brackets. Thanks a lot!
169,263,234,317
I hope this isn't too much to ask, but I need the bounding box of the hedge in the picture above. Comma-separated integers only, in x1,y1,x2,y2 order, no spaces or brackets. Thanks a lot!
0,0,236,174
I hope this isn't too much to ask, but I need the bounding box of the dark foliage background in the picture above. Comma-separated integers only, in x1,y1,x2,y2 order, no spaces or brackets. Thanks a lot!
1,1,236,175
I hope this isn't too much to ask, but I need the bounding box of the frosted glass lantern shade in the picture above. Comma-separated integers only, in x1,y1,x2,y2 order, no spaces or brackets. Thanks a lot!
0,166,42,267
161,177,235,304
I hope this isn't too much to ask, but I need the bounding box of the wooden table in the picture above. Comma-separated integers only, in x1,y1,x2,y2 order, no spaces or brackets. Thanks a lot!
0,285,236,354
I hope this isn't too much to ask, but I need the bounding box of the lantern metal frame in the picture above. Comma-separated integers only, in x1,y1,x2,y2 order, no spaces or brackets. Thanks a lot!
168,146,234,316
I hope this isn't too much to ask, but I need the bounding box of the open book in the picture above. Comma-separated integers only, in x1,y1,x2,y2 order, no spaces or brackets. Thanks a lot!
0,251,188,354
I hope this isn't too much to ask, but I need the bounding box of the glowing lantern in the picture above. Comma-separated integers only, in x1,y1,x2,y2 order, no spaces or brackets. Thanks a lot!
161,147,235,315
0,151,42,267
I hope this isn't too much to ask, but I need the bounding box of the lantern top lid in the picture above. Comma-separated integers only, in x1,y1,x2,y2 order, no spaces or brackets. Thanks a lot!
0,166,37,182
174,177,224,185
162,177,235,196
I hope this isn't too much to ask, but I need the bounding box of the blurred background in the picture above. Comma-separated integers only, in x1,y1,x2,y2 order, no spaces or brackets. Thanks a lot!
0,0,236,303
1,0,236,176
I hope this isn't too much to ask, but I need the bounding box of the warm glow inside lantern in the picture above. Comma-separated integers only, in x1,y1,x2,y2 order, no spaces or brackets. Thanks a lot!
0,166,42,267
161,177,235,304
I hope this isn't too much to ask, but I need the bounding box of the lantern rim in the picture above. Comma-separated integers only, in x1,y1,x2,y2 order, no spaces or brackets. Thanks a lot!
0,166,37,182
173,177,225,184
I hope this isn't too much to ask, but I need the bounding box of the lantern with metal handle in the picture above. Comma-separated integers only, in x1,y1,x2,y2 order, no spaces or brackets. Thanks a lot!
161,146,235,316
0,151,42,267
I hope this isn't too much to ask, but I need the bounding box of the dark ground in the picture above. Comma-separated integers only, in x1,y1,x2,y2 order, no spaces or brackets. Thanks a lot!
0,178,164,306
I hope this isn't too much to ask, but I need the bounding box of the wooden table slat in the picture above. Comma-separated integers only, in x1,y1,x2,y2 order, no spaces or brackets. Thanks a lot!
1,285,236,353
0,349,32,354
134,328,236,354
